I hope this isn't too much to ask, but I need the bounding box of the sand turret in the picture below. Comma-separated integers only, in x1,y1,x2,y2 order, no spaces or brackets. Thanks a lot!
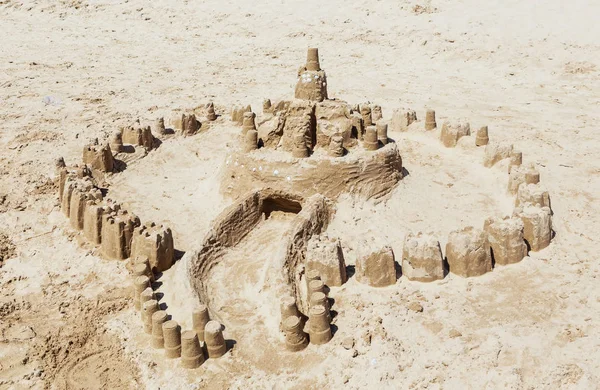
83,143,114,172
364,126,379,151
101,209,140,260
181,331,205,369
425,109,437,130
130,222,174,272
122,124,155,149
204,321,227,358
294,48,328,102
192,305,210,342
440,120,470,148
390,108,417,132
283,315,309,351
355,243,396,287
513,204,552,252
181,114,200,136
306,235,347,286
483,217,528,265
402,232,445,282
206,102,217,121
446,226,492,278
475,126,489,146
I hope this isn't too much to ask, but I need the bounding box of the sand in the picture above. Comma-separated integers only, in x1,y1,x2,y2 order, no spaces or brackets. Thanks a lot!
1,0,600,389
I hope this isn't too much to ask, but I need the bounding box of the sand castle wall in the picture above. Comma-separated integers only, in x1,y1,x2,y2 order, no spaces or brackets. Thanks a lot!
222,142,403,200
187,188,331,317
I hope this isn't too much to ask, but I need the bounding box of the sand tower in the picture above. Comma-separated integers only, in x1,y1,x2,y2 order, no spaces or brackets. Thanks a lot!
294,48,328,102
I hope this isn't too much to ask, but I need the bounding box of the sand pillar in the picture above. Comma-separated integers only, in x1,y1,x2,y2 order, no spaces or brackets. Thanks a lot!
310,291,331,322
263,99,272,113
163,320,182,359
371,105,383,122
283,316,309,352
306,48,321,71
425,109,437,130
328,135,344,157
509,151,523,173
243,130,258,152
308,305,332,345
292,134,309,158
364,126,379,151
206,102,217,121
142,299,159,335
151,310,168,349
181,331,205,369
133,275,150,311
376,123,388,145
110,131,123,153
204,321,227,358
132,262,154,283
139,288,155,318
360,105,372,127
192,305,210,342
280,296,301,332
241,112,257,135
476,126,489,146
308,279,325,296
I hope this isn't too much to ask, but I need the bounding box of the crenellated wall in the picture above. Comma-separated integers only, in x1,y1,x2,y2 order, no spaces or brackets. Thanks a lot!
221,142,403,201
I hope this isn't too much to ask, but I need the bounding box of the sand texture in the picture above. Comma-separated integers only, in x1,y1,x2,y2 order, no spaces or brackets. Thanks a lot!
1,0,600,389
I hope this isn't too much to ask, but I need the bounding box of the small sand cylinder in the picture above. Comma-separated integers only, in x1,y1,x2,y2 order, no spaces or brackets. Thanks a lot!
151,310,168,349
306,270,321,289
509,151,523,173
181,331,205,369
310,291,331,322
280,296,300,319
308,279,325,296
142,299,159,334
241,112,256,135
192,305,210,342
308,305,332,345
292,134,309,158
526,170,540,185
155,117,166,135
425,109,437,130
139,287,155,316
475,126,489,146
280,296,300,331
376,123,388,145
206,103,217,121
328,135,344,157
204,321,227,359
243,130,258,152
263,99,272,112
133,262,153,282
360,106,372,127
283,315,309,352
133,275,150,311
163,320,182,359
352,115,364,140
306,48,320,71
364,126,379,151
134,255,155,281
371,105,383,122
110,131,123,153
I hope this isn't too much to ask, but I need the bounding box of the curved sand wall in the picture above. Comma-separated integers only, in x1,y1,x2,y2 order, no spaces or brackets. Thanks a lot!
187,188,331,317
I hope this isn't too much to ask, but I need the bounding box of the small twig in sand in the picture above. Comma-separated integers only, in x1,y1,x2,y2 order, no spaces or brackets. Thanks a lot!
18,228,56,243
559,164,573,168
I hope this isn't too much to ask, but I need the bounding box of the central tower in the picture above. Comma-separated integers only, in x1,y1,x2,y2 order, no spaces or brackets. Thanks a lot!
294,48,328,102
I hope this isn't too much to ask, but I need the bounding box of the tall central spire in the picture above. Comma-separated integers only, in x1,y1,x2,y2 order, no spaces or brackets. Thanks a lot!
294,48,328,102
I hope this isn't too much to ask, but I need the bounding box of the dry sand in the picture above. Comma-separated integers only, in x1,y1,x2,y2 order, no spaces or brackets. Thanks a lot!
1,0,600,389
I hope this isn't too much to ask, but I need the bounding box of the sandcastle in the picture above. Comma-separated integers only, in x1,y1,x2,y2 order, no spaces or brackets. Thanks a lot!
54,48,555,371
